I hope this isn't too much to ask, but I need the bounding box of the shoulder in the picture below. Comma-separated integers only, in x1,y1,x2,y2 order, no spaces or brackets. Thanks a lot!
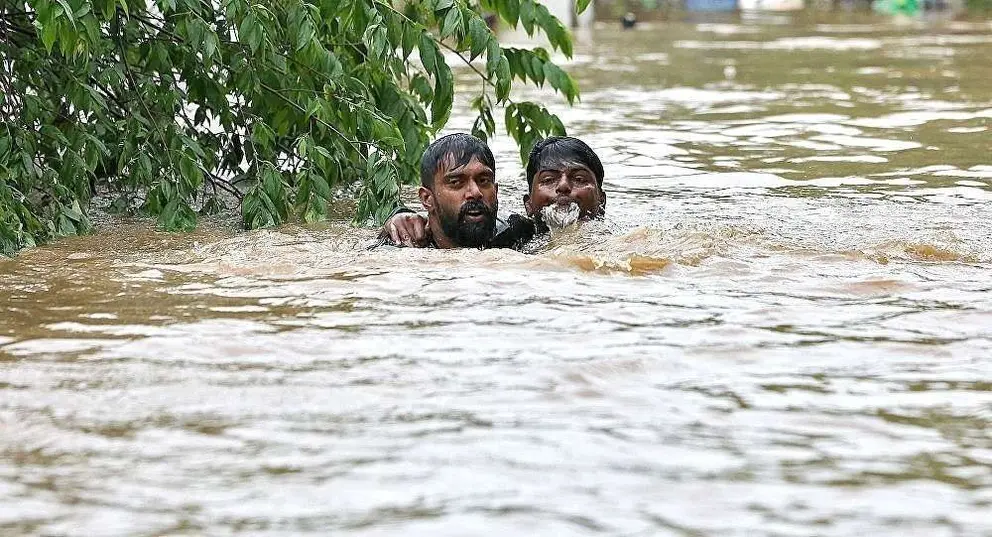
488,213,536,249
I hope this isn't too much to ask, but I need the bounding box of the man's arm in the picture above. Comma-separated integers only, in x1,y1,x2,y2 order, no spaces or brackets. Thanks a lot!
379,205,430,247
488,214,536,250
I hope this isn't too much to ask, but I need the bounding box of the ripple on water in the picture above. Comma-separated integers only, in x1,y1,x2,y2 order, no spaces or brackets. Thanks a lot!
3,18,992,537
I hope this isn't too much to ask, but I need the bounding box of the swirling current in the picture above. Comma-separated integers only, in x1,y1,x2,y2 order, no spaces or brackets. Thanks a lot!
2,16,991,537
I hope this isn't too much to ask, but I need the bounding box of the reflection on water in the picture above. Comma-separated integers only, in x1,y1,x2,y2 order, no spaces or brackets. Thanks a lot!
2,16,992,537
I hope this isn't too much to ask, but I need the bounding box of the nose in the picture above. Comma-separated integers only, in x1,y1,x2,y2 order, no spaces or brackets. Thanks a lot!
555,173,571,194
464,179,483,200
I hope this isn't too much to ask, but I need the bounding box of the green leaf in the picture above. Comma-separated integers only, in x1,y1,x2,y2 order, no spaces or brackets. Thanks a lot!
312,173,332,199
239,12,264,53
432,60,453,128
296,16,315,51
99,0,116,20
203,30,219,60
303,195,328,223
439,8,461,40
411,73,433,102
529,54,545,85
251,122,274,151
370,25,388,60
495,56,511,101
63,200,84,222
401,23,419,59
296,133,311,157
55,0,76,26
468,17,488,60
544,62,578,103
161,198,197,231
178,156,204,192
471,116,488,142
485,38,499,75
501,0,520,26
520,0,535,35
41,20,59,53
83,84,108,111
81,14,100,44
535,5,572,57
57,214,76,236
418,31,438,72
576,0,592,14
186,18,205,48
137,152,153,179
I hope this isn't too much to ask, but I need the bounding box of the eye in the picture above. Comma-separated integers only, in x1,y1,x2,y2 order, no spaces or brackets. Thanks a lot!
539,174,558,185
447,177,464,188
571,173,594,185
476,175,494,187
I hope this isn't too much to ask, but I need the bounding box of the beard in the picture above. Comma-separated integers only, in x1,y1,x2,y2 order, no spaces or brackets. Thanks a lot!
438,199,498,247
538,201,581,231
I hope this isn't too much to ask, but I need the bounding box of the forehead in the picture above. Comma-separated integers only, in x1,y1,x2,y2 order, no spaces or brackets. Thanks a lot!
438,154,493,175
536,161,593,173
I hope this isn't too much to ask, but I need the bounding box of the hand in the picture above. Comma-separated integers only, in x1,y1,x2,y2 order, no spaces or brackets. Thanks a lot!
386,212,430,247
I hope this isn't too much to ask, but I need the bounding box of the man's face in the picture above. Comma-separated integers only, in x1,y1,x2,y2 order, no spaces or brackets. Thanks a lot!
421,155,499,248
524,163,604,227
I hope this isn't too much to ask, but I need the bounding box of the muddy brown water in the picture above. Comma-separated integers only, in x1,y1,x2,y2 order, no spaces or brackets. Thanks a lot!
2,16,992,537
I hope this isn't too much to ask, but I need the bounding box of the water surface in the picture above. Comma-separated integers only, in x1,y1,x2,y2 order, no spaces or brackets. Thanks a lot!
2,15,991,537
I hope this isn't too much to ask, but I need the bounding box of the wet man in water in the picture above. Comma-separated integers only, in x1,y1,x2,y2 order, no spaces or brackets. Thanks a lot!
523,136,606,231
383,136,606,248
376,133,503,249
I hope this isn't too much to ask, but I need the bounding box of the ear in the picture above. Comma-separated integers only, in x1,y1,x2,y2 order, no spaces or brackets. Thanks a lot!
523,193,533,216
598,188,607,214
418,186,434,212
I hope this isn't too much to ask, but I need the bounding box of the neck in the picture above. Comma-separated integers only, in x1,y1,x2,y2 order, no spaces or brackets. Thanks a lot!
432,234,457,249
428,214,458,249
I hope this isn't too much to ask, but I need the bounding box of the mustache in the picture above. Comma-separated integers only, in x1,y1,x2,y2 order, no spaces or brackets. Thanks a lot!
458,199,495,221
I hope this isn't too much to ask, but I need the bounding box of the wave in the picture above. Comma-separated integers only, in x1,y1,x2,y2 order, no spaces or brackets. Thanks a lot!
113,217,990,284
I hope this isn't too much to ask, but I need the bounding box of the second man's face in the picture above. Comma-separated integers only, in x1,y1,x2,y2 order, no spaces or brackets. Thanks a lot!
525,164,604,224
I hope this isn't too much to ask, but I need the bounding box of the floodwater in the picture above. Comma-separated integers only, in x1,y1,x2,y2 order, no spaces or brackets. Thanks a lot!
3,15,992,537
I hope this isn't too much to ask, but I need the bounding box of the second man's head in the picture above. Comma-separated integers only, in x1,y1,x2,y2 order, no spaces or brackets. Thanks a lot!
523,136,606,230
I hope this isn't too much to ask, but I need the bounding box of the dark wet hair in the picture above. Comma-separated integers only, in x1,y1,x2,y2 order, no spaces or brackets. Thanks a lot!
421,133,496,188
526,136,604,190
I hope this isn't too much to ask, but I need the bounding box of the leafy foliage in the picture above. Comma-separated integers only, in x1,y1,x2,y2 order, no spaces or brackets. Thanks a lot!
0,0,583,255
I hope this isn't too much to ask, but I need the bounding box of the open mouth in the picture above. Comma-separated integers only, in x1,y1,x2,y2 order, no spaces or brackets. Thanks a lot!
462,209,487,222
540,201,581,230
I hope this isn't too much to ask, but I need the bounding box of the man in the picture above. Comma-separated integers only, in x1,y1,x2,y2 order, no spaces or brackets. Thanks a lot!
523,136,606,232
384,136,605,248
376,133,503,249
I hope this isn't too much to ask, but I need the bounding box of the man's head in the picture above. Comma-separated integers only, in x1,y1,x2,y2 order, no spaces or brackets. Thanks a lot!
523,136,605,230
418,133,499,248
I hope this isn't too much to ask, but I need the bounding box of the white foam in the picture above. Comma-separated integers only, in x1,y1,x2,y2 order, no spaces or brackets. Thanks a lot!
762,113,851,124
810,135,921,152
675,37,882,51
791,156,889,164
934,166,992,179
848,109,992,128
